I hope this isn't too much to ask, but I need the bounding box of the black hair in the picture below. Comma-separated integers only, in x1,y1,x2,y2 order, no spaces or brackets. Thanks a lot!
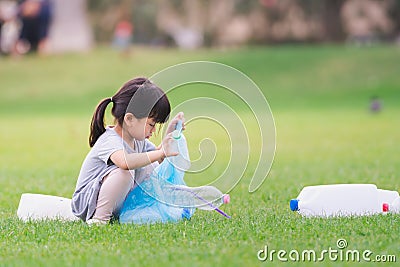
89,77,170,147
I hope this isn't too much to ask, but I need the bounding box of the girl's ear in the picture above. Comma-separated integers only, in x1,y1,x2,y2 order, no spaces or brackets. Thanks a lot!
124,113,135,127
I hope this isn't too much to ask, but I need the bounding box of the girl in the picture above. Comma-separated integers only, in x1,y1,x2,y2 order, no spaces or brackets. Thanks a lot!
72,77,183,225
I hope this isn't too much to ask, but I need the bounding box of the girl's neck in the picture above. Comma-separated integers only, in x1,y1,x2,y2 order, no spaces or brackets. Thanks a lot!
114,124,135,149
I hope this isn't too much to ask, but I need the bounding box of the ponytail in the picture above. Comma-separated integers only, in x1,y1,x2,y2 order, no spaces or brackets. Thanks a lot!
88,77,171,147
89,98,112,147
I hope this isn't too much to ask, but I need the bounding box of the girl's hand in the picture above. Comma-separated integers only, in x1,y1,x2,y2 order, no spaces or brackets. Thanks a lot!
166,112,185,135
161,133,179,158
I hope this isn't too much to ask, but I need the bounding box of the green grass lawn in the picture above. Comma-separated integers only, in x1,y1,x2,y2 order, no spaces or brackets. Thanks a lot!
1,45,399,266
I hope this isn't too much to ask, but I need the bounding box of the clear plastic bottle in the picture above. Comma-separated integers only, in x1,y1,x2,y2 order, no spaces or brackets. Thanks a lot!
168,120,191,171
165,184,230,210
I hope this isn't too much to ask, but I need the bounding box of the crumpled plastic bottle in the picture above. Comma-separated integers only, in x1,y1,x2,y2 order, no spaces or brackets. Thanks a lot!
168,120,191,171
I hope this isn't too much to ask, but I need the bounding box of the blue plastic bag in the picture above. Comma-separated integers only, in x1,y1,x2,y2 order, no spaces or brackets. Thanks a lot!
119,136,194,224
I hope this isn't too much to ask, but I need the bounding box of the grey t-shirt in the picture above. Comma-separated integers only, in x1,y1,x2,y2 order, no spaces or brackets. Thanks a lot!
71,126,156,221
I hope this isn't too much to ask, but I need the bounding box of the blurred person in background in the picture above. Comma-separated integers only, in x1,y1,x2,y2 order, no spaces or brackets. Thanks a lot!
0,4,3,53
0,0,19,55
16,0,52,54
112,14,133,56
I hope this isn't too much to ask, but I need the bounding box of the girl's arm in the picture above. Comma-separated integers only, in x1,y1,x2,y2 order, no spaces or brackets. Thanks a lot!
110,133,177,170
110,149,165,170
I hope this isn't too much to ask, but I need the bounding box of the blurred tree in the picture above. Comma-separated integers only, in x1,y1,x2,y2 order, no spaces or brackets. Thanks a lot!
322,0,346,41
87,0,132,42
389,0,400,39
85,0,400,46
132,0,158,44
42,0,93,53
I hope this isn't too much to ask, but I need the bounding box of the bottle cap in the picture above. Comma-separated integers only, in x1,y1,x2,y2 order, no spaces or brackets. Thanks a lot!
172,129,181,139
382,203,389,212
290,199,299,211
173,120,183,139
223,194,230,204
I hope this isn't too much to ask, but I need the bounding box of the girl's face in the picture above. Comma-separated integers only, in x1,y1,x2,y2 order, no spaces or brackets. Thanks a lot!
144,117,157,139
124,114,157,141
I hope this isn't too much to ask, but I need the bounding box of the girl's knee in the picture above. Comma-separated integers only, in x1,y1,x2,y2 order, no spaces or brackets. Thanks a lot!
106,168,135,188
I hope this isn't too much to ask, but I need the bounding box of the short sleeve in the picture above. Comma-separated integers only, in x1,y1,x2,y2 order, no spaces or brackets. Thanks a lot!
144,139,156,152
96,133,124,164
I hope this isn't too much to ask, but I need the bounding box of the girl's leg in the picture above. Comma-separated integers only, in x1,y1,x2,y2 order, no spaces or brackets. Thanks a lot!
91,168,134,222
91,162,159,223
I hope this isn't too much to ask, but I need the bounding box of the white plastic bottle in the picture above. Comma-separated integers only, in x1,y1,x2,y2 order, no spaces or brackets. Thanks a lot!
17,193,79,221
289,184,390,217
166,185,230,210
168,120,191,171
378,189,399,205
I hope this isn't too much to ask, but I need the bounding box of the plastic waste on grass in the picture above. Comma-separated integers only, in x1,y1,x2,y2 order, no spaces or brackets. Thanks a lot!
167,120,230,217
169,120,230,218
383,196,400,213
290,184,399,217
119,120,231,224
165,185,231,218
17,193,79,222
378,189,400,205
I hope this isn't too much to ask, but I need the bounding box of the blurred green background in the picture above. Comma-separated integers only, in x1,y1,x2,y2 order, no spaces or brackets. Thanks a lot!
1,45,399,266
